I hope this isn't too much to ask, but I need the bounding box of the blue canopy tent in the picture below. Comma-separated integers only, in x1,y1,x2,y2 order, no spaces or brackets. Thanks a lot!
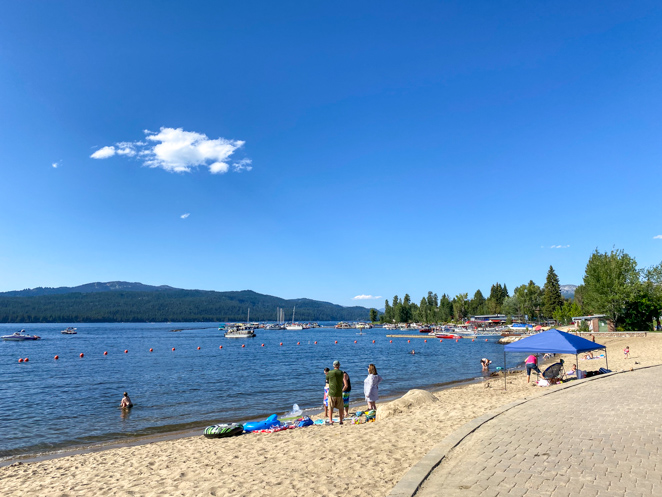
502,329,608,389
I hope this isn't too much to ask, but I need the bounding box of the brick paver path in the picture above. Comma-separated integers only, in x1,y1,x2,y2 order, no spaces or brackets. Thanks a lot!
417,368,662,497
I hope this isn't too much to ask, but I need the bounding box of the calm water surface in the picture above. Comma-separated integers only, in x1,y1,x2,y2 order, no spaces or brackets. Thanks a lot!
0,323,524,460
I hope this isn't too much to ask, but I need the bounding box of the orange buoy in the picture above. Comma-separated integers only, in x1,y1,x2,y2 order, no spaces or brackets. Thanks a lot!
280,342,283,346
150,348,153,352
456,340,459,343
124,349,128,354
261,344,265,347
104,351,108,355
485,339,488,342
79,353,84,358
407,340,410,343
24,357,29,362
18,358,23,363
314,341,317,344
372,340,375,343
440,339,443,342
297,342,300,345
472,339,475,342
54,355,59,360
219,345,223,349
242,344,245,348
197,346,201,350
172,347,175,351
335,341,338,344
424,339,427,343
390,340,392,343
354,340,357,344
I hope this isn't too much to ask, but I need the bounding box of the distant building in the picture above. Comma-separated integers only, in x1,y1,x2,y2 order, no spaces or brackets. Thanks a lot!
572,314,614,332
470,314,508,323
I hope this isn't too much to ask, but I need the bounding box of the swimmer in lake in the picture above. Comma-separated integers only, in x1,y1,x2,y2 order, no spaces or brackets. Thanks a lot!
410,350,415,355
120,392,133,408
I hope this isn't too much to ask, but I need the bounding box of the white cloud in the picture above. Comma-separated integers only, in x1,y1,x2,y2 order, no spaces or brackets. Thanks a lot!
232,158,253,172
180,213,190,219
352,295,383,300
550,245,570,249
91,146,116,159
52,161,60,168
654,235,662,240
89,127,250,175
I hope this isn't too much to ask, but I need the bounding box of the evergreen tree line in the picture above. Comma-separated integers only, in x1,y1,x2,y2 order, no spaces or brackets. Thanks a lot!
374,249,662,331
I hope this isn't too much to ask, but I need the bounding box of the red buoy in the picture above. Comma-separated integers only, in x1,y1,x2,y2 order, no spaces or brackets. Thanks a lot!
335,341,338,344
440,339,443,342
485,339,488,342
407,340,410,343
280,342,283,346
390,340,393,343
261,344,265,347
54,355,59,360
297,342,300,345
314,341,317,344
424,339,427,343
172,347,175,351
150,348,153,352
456,339,459,343
197,346,201,350
372,340,375,343
242,344,245,348
472,339,475,342
219,345,223,349
18,358,23,363
354,340,357,344
104,351,108,355
24,357,29,362
79,353,84,358
124,350,128,354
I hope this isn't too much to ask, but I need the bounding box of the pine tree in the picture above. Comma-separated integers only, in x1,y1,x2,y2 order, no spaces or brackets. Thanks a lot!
543,266,564,318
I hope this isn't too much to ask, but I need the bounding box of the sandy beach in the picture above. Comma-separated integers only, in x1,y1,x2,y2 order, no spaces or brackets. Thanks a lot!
2,334,659,497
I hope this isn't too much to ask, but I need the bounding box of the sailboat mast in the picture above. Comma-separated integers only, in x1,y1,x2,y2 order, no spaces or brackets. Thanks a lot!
247,308,250,324
292,306,296,324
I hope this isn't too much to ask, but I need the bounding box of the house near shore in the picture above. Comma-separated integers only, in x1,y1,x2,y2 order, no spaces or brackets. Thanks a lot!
572,314,614,333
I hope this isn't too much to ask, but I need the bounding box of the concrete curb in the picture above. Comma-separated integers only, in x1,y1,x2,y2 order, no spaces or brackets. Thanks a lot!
386,365,661,497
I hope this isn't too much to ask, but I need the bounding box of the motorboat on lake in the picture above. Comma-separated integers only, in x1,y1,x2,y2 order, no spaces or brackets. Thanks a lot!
224,325,256,338
2,330,41,341
61,327,77,335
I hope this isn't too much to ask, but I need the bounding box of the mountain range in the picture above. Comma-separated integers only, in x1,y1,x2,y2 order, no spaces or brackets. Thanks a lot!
0,282,372,323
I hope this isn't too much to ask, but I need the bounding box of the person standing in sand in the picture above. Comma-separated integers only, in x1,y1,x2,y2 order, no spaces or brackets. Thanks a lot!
323,368,330,417
364,364,383,410
342,370,351,417
326,360,344,425
624,346,630,359
525,355,541,383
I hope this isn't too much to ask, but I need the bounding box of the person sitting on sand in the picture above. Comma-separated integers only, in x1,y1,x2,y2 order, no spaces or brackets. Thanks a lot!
120,392,133,408
525,355,541,384
584,351,594,360
364,364,383,410
323,368,330,418
566,364,577,376
480,358,492,371
326,361,344,425
624,346,630,359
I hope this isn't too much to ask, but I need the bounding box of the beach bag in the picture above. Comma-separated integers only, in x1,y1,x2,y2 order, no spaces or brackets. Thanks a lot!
296,416,313,428
204,423,244,438
599,368,611,374
537,378,550,387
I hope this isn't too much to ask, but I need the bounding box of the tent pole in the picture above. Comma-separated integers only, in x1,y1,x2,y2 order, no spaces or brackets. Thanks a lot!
605,347,608,370
503,350,507,391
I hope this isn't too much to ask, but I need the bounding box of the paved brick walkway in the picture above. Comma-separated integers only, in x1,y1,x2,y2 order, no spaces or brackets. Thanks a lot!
416,368,662,497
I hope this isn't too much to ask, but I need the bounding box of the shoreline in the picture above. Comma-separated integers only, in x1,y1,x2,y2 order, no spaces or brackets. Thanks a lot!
0,374,488,468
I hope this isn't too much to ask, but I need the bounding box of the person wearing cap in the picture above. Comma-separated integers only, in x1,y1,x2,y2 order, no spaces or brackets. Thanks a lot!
326,360,344,425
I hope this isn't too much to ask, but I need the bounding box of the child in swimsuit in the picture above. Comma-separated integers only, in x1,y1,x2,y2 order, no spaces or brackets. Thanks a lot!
624,346,630,359
323,368,330,417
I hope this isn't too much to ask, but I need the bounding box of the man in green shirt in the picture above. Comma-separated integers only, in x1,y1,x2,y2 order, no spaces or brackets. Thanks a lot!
326,360,345,425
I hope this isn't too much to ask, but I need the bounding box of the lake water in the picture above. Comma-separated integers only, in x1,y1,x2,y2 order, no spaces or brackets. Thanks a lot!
0,323,525,461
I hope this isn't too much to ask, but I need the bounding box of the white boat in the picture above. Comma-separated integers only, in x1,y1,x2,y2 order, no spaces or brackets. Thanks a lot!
286,306,304,330
2,330,41,341
224,325,256,338
61,327,78,335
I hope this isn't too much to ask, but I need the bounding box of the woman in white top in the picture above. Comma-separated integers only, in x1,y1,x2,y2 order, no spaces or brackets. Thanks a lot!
364,364,383,410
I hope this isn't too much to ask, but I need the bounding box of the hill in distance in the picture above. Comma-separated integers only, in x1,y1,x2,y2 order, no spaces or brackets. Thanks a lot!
0,282,373,323
560,284,577,299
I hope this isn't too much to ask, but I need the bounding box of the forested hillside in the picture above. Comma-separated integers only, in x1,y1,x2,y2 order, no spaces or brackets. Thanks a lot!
0,289,370,323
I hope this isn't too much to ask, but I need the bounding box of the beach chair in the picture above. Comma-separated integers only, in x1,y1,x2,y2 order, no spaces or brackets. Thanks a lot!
542,361,565,384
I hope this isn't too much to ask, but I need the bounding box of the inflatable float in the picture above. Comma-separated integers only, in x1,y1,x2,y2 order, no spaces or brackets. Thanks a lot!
243,414,280,433
204,423,244,438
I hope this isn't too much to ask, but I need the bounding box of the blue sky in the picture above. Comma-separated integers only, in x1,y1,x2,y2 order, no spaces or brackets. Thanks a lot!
1,1,661,306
